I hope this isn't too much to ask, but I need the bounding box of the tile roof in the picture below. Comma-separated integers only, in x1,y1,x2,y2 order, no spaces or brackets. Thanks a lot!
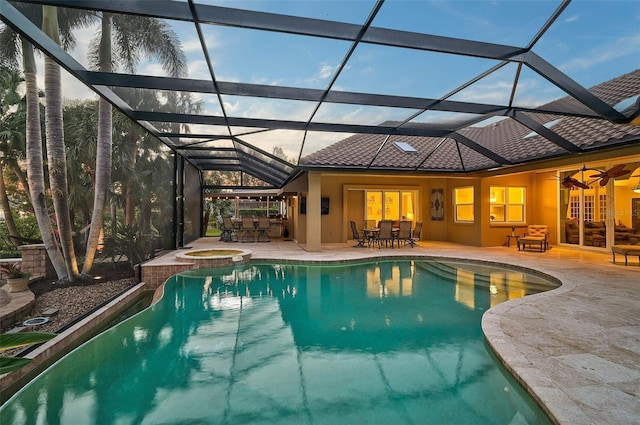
300,70,640,173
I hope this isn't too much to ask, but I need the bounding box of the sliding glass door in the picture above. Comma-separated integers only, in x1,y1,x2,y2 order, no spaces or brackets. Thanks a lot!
560,160,640,249
366,190,417,226
559,166,607,249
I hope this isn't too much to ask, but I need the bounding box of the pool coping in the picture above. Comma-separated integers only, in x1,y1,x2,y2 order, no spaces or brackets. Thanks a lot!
0,283,149,403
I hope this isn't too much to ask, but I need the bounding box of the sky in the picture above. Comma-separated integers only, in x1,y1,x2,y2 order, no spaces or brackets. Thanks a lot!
16,0,640,162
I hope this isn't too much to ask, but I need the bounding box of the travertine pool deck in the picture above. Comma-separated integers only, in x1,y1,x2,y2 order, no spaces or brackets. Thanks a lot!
147,237,640,425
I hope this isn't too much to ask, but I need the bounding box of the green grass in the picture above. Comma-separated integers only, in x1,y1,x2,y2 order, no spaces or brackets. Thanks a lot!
206,227,221,237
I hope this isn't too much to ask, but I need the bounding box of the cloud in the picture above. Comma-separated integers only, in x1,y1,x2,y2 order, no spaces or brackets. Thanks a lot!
188,60,211,79
564,14,579,23
317,64,334,80
183,32,219,53
560,33,640,73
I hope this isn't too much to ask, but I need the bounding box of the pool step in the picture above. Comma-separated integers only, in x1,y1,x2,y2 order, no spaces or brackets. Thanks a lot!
415,259,556,294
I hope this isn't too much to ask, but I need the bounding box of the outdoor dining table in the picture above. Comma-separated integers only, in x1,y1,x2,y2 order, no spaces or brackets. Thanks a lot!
363,227,400,247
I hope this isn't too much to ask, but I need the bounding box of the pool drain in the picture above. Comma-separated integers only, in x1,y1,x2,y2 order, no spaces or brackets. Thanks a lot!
23,317,49,327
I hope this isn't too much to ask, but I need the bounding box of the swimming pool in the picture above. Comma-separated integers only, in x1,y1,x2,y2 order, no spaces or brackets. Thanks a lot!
0,259,558,424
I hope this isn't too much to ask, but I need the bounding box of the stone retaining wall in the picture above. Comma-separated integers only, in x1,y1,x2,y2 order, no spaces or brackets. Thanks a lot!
18,244,55,279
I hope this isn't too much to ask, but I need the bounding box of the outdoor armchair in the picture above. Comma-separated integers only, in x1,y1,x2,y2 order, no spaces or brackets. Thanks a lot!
517,225,549,252
350,221,367,247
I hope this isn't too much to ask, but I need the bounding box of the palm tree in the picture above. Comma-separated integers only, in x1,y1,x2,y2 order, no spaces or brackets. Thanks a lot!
42,5,79,281
64,100,99,242
0,5,94,280
82,13,187,273
0,66,25,245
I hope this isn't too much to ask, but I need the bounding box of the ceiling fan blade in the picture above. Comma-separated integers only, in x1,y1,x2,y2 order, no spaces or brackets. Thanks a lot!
606,164,626,174
589,173,603,179
611,170,631,178
599,176,610,186
576,181,591,189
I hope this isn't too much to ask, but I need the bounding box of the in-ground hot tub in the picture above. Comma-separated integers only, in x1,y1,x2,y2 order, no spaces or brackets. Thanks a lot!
174,248,252,268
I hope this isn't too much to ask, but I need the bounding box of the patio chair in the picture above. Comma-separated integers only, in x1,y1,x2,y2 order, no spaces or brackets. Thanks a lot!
350,220,367,247
376,220,395,248
517,225,549,252
409,221,423,247
220,216,238,242
239,217,257,242
395,221,413,247
257,217,271,242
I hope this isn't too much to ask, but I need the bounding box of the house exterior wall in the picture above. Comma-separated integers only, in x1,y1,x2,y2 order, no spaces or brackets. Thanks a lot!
329,174,430,243
293,172,552,247
286,150,640,248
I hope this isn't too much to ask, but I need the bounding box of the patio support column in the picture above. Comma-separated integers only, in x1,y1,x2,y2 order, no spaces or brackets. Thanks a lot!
307,172,322,252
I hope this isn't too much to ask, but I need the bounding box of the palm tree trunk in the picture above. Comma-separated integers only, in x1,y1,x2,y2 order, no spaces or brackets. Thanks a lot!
43,5,79,281
22,39,67,279
9,162,29,196
83,14,113,274
0,164,21,245
82,96,112,272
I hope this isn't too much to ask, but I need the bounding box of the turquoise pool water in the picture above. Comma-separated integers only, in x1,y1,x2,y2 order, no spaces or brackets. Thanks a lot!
0,259,557,424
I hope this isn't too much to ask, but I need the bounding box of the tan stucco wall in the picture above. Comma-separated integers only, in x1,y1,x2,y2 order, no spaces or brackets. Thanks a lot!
285,151,640,248
328,174,431,243
289,172,556,247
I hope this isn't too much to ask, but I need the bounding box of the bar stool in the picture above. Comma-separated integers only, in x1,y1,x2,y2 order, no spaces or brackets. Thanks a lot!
257,217,271,242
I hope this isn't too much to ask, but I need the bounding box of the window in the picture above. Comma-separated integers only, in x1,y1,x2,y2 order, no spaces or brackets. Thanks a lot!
393,141,417,153
599,194,607,220
569,195,580,219
366,190,416,224
584,195,595,222
489,186,525,223
454,187,474,223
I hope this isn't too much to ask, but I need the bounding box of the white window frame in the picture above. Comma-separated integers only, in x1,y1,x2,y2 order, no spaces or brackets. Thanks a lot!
489,186,526,224
454,187,474,223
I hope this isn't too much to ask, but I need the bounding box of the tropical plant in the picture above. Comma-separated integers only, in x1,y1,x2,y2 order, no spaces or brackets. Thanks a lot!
0,66,26,246
99,223,155,269
0,332,56,374
0,261,30,279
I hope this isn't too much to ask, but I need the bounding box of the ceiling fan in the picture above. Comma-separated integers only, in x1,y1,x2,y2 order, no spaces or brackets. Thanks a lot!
557,164,595,189
588,164,632,187
561,174,590,189
557,164,633,189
